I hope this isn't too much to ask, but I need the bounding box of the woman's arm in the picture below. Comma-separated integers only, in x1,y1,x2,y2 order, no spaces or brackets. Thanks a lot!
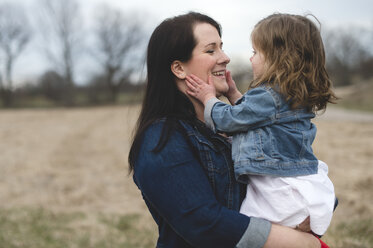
263,224,320,248
134,122,255,247
135,122,320,248
235,222,320,248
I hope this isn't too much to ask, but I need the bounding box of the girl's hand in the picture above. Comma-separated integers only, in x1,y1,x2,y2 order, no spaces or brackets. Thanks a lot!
224,70,242,105
185,74,216,104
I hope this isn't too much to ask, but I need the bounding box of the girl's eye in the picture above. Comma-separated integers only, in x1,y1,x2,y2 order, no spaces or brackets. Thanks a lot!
252,50,256,54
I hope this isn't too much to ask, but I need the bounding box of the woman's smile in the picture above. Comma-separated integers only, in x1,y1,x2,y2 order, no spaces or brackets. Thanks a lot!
211,69,226,78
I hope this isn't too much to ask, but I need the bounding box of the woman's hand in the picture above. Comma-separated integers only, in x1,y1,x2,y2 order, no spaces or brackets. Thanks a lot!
185,74,216,104
224,70,242,105
295,216,311,233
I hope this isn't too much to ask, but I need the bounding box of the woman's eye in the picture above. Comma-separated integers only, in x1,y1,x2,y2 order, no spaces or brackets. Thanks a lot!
206,50,214,54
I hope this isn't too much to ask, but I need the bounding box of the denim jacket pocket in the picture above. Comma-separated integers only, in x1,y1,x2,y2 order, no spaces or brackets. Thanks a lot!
234,130,266,164
268,129,281,159
253,129,265,161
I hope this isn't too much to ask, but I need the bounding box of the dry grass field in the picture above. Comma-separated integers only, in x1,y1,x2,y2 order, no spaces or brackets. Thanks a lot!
0,105,372,247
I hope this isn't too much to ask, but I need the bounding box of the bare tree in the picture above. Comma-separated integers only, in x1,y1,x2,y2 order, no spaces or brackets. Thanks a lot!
324,27,370,86
0,3,31,106
37,0,83,105
38,70,67,103
91,5,146,102
358,23,373,80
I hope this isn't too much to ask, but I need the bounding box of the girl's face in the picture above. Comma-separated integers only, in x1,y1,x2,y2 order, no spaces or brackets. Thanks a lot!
183,23,230,95
250,43,266,80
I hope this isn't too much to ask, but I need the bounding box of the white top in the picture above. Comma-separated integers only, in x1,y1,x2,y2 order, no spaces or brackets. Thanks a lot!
240,160,335,235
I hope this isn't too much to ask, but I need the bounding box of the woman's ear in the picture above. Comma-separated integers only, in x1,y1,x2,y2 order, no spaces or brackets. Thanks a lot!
171,60,186,79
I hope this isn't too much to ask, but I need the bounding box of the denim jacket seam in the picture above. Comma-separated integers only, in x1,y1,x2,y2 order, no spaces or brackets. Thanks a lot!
178,119,235,202
223,151,234,209
265,86,282,109
299,132,306,158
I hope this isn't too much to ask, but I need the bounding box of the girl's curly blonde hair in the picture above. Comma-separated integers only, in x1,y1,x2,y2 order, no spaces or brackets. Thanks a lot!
250,13,337,112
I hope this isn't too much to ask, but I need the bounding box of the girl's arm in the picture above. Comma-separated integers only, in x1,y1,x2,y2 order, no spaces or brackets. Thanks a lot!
186,73,276,133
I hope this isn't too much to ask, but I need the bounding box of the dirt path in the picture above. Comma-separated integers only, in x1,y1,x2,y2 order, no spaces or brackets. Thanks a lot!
316,106,373,122
0,106,372,239
313,107,373,237
0,106,146,215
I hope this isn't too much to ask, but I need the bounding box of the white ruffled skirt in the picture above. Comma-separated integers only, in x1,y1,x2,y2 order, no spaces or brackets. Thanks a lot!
239,160,335,235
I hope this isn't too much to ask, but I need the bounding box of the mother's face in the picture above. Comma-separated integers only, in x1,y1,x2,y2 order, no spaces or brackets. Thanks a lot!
177,23,231,96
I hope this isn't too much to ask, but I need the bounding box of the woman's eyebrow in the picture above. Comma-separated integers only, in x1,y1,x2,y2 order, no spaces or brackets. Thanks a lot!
204,41,223,47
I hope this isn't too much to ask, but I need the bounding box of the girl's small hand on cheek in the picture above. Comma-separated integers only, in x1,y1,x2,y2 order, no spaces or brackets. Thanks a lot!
185,75,216,104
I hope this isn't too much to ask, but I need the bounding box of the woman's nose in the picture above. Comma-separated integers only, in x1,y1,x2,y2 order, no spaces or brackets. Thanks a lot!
219,51,230,64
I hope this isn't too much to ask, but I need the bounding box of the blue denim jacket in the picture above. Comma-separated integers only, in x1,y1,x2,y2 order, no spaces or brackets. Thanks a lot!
205,86,318,183
133,119,271,248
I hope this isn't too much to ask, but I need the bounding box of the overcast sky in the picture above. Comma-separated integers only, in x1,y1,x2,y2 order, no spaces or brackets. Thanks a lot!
4,0,373,85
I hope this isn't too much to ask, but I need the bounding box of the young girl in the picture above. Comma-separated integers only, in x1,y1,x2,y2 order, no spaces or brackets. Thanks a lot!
186,13,337,237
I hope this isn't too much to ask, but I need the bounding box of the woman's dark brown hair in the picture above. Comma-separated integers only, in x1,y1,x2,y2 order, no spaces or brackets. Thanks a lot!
128,12,221,173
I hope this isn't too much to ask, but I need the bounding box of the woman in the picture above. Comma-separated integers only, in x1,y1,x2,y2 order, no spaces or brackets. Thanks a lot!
128,12,321,248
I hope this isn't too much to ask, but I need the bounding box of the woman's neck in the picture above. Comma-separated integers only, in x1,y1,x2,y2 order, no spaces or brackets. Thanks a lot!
190,97,205,122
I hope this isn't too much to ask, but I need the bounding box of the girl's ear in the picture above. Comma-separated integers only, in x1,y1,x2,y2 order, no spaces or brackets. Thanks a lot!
171,60,186,79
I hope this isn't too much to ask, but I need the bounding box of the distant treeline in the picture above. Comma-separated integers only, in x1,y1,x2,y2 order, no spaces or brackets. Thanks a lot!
0,0,147,108
0,0,372,108
12,71,146,108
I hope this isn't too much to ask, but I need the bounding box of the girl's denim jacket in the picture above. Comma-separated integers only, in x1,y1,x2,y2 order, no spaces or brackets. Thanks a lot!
205,85,318,183
133,119,271,248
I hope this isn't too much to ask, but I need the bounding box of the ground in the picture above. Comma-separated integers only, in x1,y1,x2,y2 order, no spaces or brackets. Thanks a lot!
0,105,372,247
